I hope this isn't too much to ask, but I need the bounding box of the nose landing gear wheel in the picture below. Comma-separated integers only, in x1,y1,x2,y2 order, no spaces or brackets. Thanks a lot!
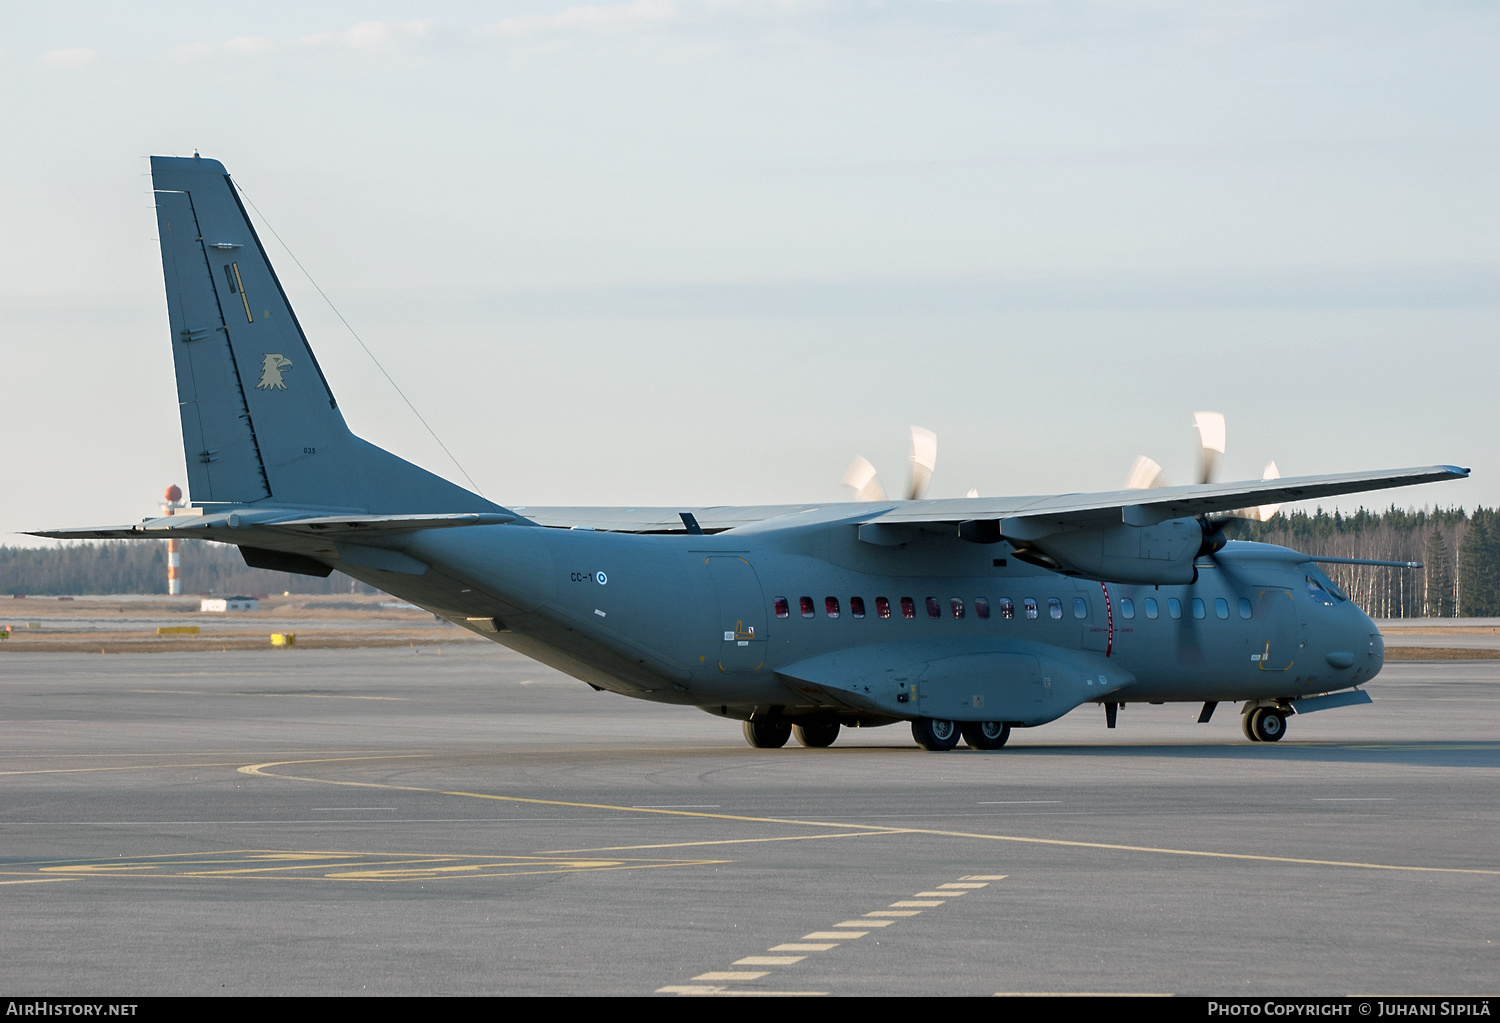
912,718,961,751
961,721,1011,750
743,719,792,749
1249,707,1287,742
792,721,840,748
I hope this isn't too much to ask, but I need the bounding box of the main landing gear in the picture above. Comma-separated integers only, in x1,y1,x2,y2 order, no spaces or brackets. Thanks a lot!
961,721,1011,750
743,719,792,749
1242,706,1288,742
792,721,841,748
742,719,841,748
912,718,1011,751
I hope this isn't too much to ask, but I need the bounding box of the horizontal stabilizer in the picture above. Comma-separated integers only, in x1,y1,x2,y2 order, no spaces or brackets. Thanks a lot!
29,510,516,541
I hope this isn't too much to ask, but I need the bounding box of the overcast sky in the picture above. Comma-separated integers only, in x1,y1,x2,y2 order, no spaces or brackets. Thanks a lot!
2,2,1495,544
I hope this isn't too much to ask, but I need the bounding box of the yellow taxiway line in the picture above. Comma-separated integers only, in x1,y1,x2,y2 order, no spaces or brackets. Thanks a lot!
239,754,1500,877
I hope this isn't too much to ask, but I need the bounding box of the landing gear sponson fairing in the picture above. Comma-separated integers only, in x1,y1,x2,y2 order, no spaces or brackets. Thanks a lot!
33,156,1469,751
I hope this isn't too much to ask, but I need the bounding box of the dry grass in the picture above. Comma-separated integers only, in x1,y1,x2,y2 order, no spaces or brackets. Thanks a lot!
1,593,436,621
0,629,483,654
1382,646,1500,661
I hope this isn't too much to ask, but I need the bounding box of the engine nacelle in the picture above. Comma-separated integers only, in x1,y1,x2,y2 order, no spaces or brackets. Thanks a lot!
1003,515,1211,584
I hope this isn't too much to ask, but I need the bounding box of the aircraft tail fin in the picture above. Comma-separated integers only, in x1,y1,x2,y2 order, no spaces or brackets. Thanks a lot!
151,155,495,514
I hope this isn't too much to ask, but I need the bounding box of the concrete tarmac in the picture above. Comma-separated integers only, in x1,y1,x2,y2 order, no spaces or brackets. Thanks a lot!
1,645,1496,996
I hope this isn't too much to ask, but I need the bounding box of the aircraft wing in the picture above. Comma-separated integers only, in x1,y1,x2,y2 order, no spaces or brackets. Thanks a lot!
506,504,819,533
511,465,1467,534
862,465,1469,528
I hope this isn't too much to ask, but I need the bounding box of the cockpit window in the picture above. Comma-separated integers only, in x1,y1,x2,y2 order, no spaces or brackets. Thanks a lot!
1305,575,1339,606
1302,565,1349,602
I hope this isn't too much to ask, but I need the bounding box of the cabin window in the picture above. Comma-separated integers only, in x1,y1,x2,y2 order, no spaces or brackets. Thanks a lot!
1191,598,1206,619
1168,598,1182,619
800,596,814,618
1144,597,1159,619
826,596,840,618
1048,597,1063,620
951,598,965,619
851,596,866,619
1120,597,1136,619
773,596,789,619
1215,597,1230,619
901,597,916,619
999,598,1015,619
1023,598,1038,619
1072,597,1088,619
975,597,991,619
876,596,892,619
926,597,941,619
1238,597,1253,619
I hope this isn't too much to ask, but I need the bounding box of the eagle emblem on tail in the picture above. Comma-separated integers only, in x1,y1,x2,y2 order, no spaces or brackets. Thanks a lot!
257,353,292,390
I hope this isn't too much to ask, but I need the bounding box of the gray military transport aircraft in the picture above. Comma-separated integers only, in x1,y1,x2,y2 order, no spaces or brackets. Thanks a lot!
34,155,1469,751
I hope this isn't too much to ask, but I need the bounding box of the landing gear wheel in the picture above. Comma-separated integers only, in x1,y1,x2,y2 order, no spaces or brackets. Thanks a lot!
961,721,1011,750
1242,710,1260,742
1249,707,1287,743
743,719,792,749
792,721,840,748
911,718,961,751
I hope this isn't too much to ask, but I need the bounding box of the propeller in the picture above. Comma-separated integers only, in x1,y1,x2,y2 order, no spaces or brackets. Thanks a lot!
1193,411,1225,485
840,455,888,502
842,426,940,501
1124,413,1283,567
1125,411,1227,490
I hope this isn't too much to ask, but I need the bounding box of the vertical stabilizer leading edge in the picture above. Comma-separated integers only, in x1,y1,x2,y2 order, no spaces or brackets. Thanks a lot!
151,154,496,515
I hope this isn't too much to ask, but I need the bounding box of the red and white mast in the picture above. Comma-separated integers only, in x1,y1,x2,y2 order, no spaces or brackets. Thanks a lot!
161,484,185,595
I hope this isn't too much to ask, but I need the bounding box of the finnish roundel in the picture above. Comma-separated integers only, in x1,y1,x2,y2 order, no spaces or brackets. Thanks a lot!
596,571,607,585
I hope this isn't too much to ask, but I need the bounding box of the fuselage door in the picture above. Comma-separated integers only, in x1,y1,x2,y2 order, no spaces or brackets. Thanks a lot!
704,556,768,673
1254,587,1299,671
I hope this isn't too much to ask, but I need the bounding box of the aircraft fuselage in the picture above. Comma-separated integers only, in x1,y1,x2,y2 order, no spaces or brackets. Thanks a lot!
369,519,1380,731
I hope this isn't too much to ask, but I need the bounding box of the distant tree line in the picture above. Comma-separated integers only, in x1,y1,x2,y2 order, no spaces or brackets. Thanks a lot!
0,540,379,597
1241,506,1500,618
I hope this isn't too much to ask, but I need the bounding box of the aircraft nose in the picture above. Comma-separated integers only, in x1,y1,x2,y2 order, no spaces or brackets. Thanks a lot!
1353,606,1384,679
1319,604,1382,681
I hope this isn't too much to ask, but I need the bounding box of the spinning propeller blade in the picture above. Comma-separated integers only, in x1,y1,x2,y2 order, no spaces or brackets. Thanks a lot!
841,426,939,501
907,426,937,501
841,455,888,502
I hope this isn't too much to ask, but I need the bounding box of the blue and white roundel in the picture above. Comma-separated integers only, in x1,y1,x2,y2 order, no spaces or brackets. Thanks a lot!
596,571,607,585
